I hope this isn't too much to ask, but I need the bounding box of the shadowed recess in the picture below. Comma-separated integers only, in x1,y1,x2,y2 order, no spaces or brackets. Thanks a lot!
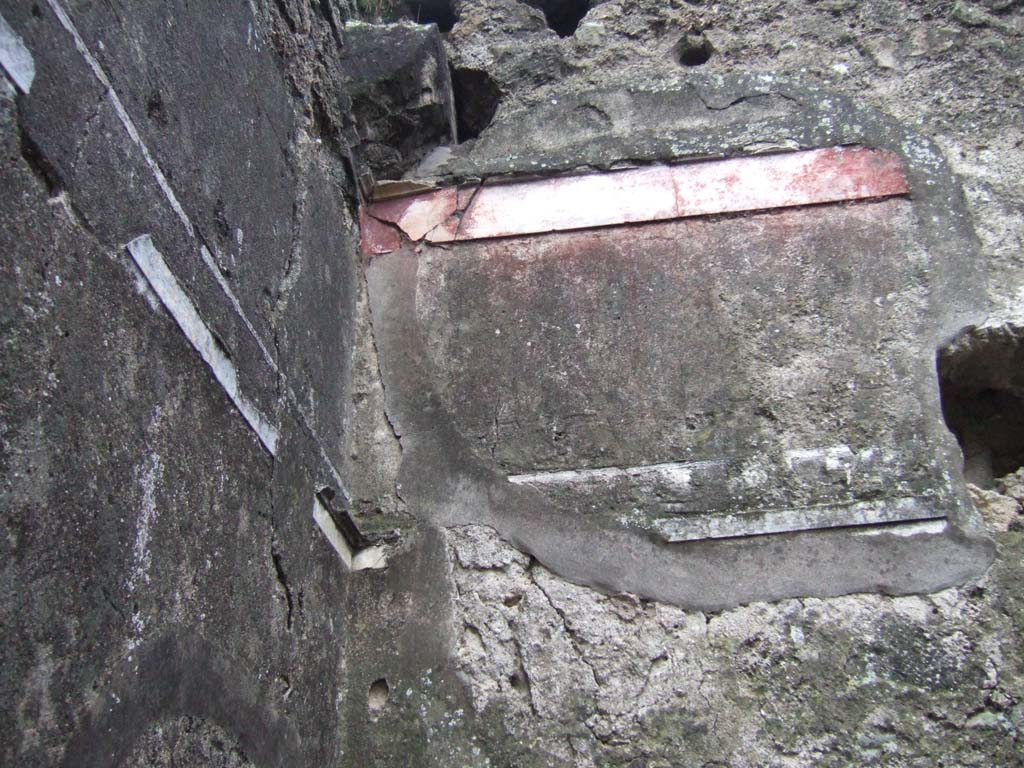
450,66,502,141
674,28,715,66
938,324,1024,487
532,0,591,37
403,0,457,31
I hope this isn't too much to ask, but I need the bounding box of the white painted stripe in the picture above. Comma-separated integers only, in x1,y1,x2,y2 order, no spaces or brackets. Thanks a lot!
656,497,945,542
0,13,35,93
852,519,948,538
126,235,279,455
45,0,195,237
45,0,350,501
312,496,387,571
508,459,727,487
313,495,354,568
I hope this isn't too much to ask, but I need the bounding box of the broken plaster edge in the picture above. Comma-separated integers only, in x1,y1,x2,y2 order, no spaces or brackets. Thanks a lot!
312,496,387,571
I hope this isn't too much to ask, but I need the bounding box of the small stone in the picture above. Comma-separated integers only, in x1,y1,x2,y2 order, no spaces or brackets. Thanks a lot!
965,711,1003,729
968,484,1022,532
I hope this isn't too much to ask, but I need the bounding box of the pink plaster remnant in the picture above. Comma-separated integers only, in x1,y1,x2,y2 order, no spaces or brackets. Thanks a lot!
360,147,909,254
369,186,458,241
359,207,402,254
448,165,678,244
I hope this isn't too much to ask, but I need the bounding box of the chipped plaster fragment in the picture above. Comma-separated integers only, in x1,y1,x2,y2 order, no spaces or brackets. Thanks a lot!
0,13,34,93
370,186,458,241
359,207,403,254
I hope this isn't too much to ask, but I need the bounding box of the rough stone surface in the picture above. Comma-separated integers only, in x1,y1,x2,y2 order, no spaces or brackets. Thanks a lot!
340,20,456,184
447,521,1024,767
3,0,1024,766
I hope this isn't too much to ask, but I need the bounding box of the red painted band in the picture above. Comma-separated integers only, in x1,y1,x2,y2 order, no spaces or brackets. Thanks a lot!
360,147,909,254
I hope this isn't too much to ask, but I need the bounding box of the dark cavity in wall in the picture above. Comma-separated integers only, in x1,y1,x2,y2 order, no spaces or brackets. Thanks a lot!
674,29,715,66
367,678,390,712
450,67,502,141
533,0,591,37
938,324,1024,487
404,0,457,31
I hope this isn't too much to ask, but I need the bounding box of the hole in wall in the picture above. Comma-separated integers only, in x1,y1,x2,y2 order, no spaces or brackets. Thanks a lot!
673,29,714,66
367,678,390,713
938,324,1024,487
404,0,457,31
450,66,502,142
533,0,591,37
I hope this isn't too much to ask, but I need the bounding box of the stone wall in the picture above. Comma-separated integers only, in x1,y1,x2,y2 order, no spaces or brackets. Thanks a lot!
1,2,364,765
2,1,1023,766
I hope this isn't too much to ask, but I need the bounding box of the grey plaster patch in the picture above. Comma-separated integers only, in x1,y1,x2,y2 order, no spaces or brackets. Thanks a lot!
366,246,994,610
366,76,995,608
0,13,34,93
44,0,196,239
38,0,355,499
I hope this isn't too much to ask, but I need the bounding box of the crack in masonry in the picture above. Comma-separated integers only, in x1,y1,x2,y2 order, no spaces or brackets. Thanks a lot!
270,146,311,404
315,0,344,51
16,113,63,198
267,477,293,631
365,209,410,246
451,182,484,242
359,258,405,511
490,398,500,461
68,91,106,175
274,147,310,325
529,558,602,691
564,735,578,762
692,89,802,113
271,541,294,631
696,659,721,741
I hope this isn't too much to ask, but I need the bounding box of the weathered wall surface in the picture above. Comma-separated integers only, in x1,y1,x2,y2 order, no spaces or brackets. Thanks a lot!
2,1,1023,767
1,2,370,766
412,1,1024,765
